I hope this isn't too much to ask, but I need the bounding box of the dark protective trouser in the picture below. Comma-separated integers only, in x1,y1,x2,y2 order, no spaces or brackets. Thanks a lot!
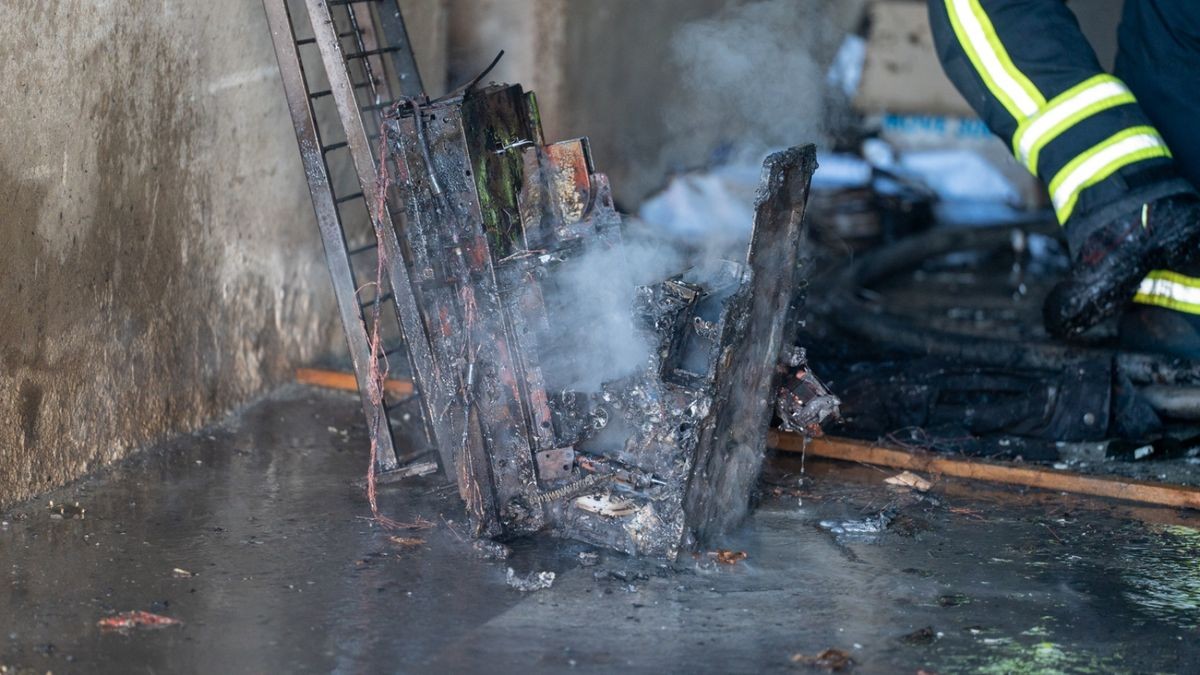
928,0,1200,315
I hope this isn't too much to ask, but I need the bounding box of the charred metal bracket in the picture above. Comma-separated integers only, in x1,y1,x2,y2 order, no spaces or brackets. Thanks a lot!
776,346,841,436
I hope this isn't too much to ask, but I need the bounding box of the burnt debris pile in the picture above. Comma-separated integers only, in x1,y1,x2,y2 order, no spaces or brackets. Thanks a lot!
379,84,820,557
265,0,832,559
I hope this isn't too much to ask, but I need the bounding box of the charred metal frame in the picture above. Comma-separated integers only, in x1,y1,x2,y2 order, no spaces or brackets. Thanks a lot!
377,83,817,555
266,0,819,556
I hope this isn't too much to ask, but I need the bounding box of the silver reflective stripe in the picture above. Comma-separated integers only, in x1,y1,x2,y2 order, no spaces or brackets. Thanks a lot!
1049,130,1170,222
1134,271,1200,315
1015,77,1134,172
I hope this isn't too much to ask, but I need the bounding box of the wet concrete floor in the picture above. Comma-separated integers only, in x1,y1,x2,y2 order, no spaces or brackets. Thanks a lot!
2,385,1200,673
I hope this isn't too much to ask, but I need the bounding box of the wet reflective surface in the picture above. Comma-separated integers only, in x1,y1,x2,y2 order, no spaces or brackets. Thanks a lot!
3,386,1199,673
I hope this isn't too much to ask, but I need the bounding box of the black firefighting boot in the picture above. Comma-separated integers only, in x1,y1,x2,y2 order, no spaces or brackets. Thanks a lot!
1044,194,1200,338
1117,262,1200,361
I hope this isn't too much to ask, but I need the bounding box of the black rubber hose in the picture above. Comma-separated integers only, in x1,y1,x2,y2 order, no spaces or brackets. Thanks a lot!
822,223,1200,385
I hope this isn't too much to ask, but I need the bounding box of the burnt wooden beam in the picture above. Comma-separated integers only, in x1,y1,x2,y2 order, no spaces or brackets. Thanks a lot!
770,432,1200,511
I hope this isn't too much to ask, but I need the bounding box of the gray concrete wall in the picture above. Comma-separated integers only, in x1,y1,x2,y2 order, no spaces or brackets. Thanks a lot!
0,0,445,509
448,0,866,207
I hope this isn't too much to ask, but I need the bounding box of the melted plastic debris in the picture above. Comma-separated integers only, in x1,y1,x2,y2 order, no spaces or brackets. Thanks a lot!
47,500,86,520
712,549,749,565
97,611,181,631
472,539,513,561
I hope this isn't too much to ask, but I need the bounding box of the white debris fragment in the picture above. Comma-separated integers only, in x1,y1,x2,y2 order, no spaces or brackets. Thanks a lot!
505,568,555,592
394,461,438,479
573,493,637,518
884,470,932,492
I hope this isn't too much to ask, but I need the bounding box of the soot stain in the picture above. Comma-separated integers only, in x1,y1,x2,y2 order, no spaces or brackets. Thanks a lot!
18,381,43,448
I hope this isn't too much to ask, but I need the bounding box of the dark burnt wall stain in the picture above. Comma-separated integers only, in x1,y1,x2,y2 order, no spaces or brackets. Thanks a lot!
0,2,336,508
0,162,50,373
0,14,205,500
17,382,43,449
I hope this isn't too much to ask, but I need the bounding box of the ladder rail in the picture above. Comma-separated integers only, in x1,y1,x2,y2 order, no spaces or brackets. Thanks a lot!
313,0,420,448
262,0,401,471
342,1,389,151
303,0,460,476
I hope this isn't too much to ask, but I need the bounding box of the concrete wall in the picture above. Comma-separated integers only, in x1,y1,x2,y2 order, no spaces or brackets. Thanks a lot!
0,0,445,509
399,0,450,93
448,0,867,207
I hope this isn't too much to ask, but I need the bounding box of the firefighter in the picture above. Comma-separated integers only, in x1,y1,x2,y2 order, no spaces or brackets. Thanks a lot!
928,0,1200,357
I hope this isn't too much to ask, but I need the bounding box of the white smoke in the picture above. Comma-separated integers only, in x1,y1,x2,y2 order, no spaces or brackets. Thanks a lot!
666,0,850,164
533,0,859,393
536,233,685,392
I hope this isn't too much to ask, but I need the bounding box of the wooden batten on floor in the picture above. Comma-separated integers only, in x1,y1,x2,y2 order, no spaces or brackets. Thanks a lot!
769,431,1200,511
295,368,415,399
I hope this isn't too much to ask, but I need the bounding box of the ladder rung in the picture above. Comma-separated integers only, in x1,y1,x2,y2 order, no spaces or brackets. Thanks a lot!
360,100,399,113
309,81,373,99
295,31,358,47
344,45,407,60
348,241,378,255
319,133,378,157
361,292,394,309
384,344,405,358
335,191,364,204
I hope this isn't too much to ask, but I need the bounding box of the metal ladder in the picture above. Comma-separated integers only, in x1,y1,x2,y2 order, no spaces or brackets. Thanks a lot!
262,0,453,475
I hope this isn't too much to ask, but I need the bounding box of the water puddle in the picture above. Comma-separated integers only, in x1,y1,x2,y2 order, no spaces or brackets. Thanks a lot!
1118,524,1200,629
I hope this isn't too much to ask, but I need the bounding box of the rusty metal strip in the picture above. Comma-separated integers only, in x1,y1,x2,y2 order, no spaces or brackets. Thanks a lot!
295,368,415,398
377,0,425,97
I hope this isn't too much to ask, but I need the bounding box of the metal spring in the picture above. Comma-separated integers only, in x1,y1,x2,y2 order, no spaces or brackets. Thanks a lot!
536,473,608,504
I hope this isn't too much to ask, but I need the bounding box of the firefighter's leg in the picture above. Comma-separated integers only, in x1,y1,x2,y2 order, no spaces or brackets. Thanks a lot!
1113,1,1200,358
928,0,1200,338
1116,1,1200,187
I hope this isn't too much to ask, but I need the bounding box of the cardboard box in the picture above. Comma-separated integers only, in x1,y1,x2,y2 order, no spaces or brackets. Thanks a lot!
854,0,975,117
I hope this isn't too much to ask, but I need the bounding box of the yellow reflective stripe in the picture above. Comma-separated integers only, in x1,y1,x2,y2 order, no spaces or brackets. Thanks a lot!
1012,74,1136,174
1048,127,1172,223
1133,270,1200,315
968,0,1045,113
944,0,1044,121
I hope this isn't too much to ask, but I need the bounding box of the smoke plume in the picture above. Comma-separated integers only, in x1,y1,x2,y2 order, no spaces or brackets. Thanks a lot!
536,233,685,392
666,0,852,164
